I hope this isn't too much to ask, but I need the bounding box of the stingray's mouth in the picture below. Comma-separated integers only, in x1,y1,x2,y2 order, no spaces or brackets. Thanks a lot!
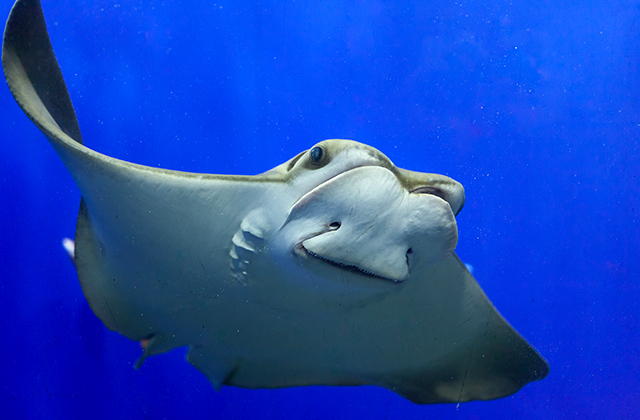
293,241,403,283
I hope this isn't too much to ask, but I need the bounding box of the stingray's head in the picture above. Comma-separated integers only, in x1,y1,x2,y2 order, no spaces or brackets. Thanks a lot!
271,139,464,283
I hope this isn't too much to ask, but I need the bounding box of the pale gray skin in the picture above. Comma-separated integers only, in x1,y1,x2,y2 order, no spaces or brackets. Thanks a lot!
2,0,548,404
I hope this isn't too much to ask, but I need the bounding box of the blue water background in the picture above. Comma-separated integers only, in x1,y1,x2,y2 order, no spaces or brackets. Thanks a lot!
1,0,638,418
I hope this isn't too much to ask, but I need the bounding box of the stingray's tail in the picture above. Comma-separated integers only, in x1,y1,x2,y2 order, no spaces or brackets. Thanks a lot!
2,0,83,145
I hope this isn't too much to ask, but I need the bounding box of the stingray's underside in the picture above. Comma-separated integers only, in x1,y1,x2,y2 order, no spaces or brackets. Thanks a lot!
2,0,548,404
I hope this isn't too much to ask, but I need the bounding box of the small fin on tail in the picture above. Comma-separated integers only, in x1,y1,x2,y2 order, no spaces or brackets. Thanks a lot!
135,334,166,369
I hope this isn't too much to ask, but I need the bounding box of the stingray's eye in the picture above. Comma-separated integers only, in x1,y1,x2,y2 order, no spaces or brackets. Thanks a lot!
304,145,330,170
310,146,324,163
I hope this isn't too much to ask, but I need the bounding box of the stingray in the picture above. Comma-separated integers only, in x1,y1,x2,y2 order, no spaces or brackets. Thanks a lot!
2,0,548,404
